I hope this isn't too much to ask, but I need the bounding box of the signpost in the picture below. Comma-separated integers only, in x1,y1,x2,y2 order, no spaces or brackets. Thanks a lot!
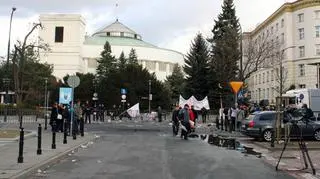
229,81,244,131
67,75,80,139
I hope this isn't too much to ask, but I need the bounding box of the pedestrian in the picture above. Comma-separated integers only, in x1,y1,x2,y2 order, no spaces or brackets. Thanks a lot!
230,106,237,132
223,107,229,131
201,107,207,123
157,106,162,122
84,101,91,124
57,104,64,132
49,102,58,132
237,107,245,132
191,105,198,126
99,104,105,122
62,104,71,135
179,104,191,140
219,107,224,130
74,100,83,135
171,105,180,136
189,106,196,132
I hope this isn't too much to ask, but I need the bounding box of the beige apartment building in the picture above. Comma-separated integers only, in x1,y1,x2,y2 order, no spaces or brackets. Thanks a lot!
245,0,320,105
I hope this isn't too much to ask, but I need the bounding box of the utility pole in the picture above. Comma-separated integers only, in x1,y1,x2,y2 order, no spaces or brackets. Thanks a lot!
148,80,151,114
44,78,48,130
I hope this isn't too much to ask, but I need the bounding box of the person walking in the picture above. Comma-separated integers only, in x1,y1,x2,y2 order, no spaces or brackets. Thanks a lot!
191,105,198,127
201,107,207,123
74,100,83,135
49,102,59,132
179,104,191,140
219,107,224,130
84,101,91,124
157,106,162,122
171,105,180,136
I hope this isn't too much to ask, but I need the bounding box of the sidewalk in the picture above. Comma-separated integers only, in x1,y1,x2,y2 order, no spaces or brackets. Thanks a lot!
0,130,95,179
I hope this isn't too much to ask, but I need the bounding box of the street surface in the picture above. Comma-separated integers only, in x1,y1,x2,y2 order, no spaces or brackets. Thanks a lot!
26,119,294,179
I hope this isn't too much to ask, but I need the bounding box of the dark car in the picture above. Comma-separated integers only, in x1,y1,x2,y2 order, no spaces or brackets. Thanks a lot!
241,111,320,141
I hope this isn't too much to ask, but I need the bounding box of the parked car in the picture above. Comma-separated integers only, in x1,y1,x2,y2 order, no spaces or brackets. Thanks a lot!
241,111,320,141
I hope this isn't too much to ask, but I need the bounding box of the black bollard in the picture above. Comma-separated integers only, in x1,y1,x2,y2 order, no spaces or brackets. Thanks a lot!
271,129,275,147
80,119,84,137
63,121,67,144
37,124,42,155
17,127,24,163
52,130,56,149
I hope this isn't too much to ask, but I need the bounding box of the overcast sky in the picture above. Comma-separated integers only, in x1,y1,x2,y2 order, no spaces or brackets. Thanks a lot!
0,0,296,57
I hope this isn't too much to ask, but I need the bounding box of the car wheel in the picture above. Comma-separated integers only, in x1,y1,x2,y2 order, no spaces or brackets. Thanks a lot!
263,129,272,142
314,130,320,141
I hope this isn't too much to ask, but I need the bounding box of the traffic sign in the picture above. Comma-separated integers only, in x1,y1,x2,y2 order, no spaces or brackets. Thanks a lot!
121,95,126,100
299,93,304,100
67,75,80,88
121,88,127,95
229,81,243,94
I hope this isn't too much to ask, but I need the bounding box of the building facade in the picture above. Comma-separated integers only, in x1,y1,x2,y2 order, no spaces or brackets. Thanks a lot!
246,0,320,105
39,14,184,81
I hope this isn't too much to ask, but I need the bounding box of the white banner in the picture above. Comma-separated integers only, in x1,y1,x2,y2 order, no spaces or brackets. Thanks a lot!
179,95,210,110
127,103,140,117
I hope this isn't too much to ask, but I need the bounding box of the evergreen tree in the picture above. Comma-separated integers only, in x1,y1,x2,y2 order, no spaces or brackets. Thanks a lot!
165,63,185,104
118,51,127,70
183,33,210,100
96,41,117,78
209,0,241,107
128,48,138,65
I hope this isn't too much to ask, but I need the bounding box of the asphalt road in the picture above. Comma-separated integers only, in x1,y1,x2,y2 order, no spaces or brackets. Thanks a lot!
27,120,294,179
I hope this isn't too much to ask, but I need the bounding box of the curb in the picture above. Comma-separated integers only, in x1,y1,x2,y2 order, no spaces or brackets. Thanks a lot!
10,134,98,179
252,141,320,151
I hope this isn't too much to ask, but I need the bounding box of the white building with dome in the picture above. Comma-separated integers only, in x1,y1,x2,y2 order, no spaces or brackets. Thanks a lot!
39,14,184,81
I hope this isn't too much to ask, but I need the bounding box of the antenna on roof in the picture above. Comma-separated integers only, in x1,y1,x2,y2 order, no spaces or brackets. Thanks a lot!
115,2,119,21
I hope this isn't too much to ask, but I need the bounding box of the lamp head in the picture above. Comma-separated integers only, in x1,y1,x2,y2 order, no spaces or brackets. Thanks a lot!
12,7,16,11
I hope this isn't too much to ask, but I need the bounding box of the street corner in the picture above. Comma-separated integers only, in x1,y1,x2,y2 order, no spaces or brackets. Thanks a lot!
0,128,36,142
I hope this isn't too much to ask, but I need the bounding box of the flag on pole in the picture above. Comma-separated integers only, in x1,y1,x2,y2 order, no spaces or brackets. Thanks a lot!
127,103,140,117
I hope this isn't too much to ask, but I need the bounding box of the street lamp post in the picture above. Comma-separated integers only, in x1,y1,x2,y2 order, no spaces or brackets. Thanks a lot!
148,80,151,114
3,7,16,122
44,78,48,130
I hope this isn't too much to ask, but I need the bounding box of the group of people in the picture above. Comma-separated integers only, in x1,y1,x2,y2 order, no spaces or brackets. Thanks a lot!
49,100,106,135
171,104,207,140
217,105,247,132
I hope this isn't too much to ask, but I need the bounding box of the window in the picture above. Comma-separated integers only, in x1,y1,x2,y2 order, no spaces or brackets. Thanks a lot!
316,44,320,55
259,74,261,84
267,71,269,82
315,10,320,19
299,46,305,57
54,26,64,43
271,26,274,34
276,23,279,31
281,33,285,44
255,75,258,85
281,19,284,28
299,84,306,88
120,32,124,37
298,28,304,40
259,113,276,121
169,64,174,72
146,61,156,71
106,32,110,36
271,87,274,98
262,89,265,99
298,13,304,22
267,88,269,99
316,26,320,38
299,64,305,76
263,73,265,83
134,34,137,39
271,70,274,81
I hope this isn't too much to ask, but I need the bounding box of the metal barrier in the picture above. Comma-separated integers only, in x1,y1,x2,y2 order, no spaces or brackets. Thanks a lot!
0,108,44,123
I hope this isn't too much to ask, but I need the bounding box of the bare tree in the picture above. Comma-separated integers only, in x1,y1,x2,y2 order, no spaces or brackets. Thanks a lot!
240,32,275,81
12,23,50,105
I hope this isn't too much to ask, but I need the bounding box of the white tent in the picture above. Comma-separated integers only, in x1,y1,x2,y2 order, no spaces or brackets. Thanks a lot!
179,95,210,110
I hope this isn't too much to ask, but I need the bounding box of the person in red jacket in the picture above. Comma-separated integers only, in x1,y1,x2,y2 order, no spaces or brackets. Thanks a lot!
189,107,195,132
